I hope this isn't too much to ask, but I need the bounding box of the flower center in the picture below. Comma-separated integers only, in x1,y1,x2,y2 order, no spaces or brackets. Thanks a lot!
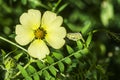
34,28,46,39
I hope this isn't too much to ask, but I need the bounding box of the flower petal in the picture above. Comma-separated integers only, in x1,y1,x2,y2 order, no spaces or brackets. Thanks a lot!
46,27,66,38
20,9,41,30
15,25,34,45
48,16,63,28
28,39,50,60
42,11,57,26
46,35,65,49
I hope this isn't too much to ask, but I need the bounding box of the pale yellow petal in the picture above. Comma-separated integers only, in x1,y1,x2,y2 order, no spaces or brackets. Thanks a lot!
47,16,63,28
28,39,50,60
46,27,66,38
45,35,65,49
15,25,34,45
20,9,41,30
42,11,57,26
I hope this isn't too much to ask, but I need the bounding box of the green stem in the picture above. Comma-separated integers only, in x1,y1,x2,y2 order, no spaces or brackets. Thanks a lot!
12,57,35,78
52,0,62,12
38,48,88,74
0,36,27,52
12,48,89,78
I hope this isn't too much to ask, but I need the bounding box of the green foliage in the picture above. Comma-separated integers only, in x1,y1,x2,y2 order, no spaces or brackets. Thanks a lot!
17,64,32,80
49,66,57,76
81,21,92,35
36,60,46,69
0,0,120,80
86,32,93,48
100,1,114,27
64,57,72,64
58,62,64,72
46,56,54,64
76,40,83,49
27,65,40,80
52,52,64,60
66,45,74,54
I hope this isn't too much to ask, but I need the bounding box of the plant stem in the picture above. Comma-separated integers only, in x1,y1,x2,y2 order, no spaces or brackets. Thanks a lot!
52,0,62,12
12,57,35,78
37,48,88,74
0,36,27,52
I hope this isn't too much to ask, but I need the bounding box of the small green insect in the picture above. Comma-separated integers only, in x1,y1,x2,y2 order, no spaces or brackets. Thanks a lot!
66,33,82,41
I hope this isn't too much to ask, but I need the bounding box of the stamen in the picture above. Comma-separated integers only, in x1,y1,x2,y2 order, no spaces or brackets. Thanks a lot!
34,28,46,39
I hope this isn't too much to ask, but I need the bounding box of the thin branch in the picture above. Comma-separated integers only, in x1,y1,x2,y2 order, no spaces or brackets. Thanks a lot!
0,36,27,53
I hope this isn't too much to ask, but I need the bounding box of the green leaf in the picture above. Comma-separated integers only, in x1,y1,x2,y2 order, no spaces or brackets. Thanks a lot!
50,77,56,80
14,53,23,61
38,71,42,76
86,33,92,47
49,66,57,77
99,43,106,55
58,62,64,72
46,56,54,64
53,52,63,60
64,57,72,64
57,3,69,13
67,62,77,72
76,40,83,49
96,65,105,74
17,64,32,80
36,60,46,69
81,21,91,35
27,65,40,80
66,45,74,54
100,1,114,26
80,48,89,55
1,49,6,57
25,76,33,80
33,73,40,80
21,0,27,5
43,70,51,79
74,52,82,58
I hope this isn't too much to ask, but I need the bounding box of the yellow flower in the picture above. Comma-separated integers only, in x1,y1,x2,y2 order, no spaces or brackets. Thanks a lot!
15,9,66,60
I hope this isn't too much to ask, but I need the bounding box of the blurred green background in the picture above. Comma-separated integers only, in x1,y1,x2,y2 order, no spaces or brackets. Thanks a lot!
0,0,120,80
